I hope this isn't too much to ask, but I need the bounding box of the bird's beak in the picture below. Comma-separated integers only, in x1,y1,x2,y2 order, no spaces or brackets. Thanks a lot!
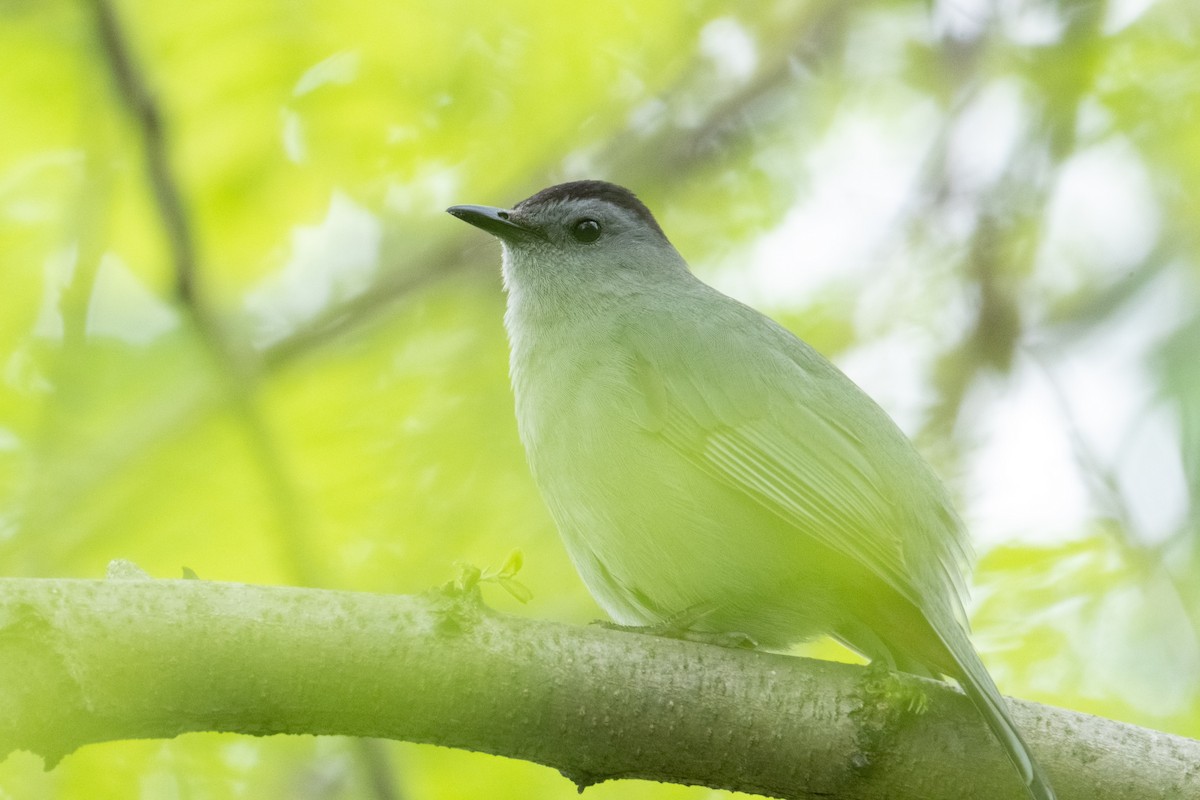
447,204,545,241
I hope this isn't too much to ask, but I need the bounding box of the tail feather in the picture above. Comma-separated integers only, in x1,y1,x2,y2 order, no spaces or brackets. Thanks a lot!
950,641,1057,800
839,596,1056,799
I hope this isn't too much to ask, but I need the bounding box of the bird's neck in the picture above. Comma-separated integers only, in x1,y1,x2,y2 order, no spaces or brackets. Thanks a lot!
503,281,614,369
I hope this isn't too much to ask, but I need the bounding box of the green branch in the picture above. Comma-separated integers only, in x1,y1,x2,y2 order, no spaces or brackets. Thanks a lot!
1,576,1195,799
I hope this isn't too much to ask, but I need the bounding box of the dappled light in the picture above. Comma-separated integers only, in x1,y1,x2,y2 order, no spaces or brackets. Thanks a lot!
1,0,1198,797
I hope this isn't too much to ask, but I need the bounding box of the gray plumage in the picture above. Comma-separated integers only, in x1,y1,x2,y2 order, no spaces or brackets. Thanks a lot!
448,180,1056,800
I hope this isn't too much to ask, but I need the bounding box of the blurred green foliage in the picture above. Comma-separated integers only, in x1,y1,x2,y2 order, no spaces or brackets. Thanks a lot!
1,0,1198,797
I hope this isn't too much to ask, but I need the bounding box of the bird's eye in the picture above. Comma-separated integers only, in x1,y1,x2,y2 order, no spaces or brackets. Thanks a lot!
570,218,602,243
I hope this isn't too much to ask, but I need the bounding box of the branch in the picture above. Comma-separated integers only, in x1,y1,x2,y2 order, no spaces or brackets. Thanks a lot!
1,577,1194,799
89,0,197,306
88,0,321,586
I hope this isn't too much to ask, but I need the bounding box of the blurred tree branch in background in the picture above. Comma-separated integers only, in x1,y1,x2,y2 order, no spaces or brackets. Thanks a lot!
87,0,321,588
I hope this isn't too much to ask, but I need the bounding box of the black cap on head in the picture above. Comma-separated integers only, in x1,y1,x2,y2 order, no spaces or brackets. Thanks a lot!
514,180,667,240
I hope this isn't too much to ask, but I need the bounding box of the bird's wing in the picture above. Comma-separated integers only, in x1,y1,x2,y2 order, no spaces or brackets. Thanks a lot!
619,302,969,612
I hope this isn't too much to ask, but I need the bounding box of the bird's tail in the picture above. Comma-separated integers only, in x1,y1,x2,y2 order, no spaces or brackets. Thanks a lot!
948,639,1057,800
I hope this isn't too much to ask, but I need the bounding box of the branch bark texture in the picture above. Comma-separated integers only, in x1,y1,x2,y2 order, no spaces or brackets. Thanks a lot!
0,577,1195,799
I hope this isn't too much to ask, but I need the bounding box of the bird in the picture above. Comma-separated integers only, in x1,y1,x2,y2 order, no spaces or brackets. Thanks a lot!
447,179,1056,800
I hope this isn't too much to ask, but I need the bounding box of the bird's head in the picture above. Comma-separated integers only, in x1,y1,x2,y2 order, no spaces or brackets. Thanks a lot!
448,180,690,303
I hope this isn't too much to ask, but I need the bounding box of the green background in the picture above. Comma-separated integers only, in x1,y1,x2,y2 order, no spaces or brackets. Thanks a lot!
2,0,1198,797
